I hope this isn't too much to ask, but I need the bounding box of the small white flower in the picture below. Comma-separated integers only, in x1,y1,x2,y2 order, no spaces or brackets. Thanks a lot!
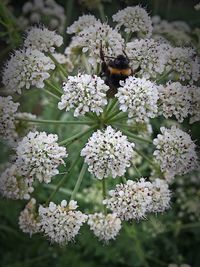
87,213,121,242
166,46,199,83
67,14,99,34
65,21,124,68
24,26,63,53
0,96,19,145
189,85,200,124
112,6,152,38
152,16,192,46
38,200,87,245
103,178,171,221
19,198,40,236
21,0,66,33
0,164,34,200
126,39,168,79
16,131,67,183
116,77,159,122
158,82,192,123
58,74,109,117
150,178,171,212
2,48,55,94
153,126,198,179
81,126,135,179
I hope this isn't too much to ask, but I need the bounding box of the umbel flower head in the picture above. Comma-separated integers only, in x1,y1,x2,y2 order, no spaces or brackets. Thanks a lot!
0,164,34,200
38,200,88,245
153,126,198,180
165,46,199,83
67,14,99,34
158,82,192,123
112,6,153,38
16,131,67,183
24,26,63,52
2,48,55,94
81,126,135,179
19,198,40,236
103,178,171,221
58,74,109,117
87,213,122,243
126,39,168,79
20,0,66,33
65,21,124,67
116,77,159,122
0,96,19,145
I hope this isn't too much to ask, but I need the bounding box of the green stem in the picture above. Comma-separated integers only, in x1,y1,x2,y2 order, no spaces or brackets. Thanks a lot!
44,184,83,201
108,112,128,123
43,88,60,100
81,54,91,74
134,148,158,170
105,110,122,122
45,155,81,204
125,225,149,267
132,163,142,177
156,70,173,84
102,178,107,214
45,80,62,94
70,163,87,200
105,98,118,117
98,4,106,22
121,129,152,144
48,53,68,77
59,125,97,145
15,117,94,125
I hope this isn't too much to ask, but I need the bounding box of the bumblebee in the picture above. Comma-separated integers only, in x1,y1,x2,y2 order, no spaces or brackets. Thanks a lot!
100,43,140,97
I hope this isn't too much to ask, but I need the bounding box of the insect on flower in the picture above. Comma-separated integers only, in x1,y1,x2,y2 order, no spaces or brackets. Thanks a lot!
100,41,141,97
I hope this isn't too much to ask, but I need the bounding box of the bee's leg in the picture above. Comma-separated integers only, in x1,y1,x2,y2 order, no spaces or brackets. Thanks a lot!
132,65,141,75
122,49,130,63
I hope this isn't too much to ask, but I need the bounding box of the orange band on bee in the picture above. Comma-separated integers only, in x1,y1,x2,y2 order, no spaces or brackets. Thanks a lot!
108,66,132,76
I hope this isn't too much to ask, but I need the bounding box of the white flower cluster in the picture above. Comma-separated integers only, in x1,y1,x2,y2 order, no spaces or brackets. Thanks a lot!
2,48,55,94
16,131,67,183
158,82,192,122
0,96,19,145
152,16,192,46
103,178,170,221
87,213,121,242
166,46,199,83
58,74,109,117
116,77,159,122
67,15,99,34
189,85,200,124
20,0,65,32
81,126,135,179
126,39,167,79
38,200,87,245
24,26,63,53
65,21,124,67
19,198,40,236
153,126,198,180
0,164,34,200
112,6,152,38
